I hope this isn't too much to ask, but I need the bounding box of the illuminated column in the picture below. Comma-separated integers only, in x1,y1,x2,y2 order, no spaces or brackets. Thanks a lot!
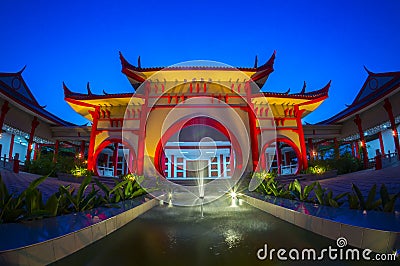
354,114,368,167
8,134,14,159
378,132,385,155
87,107,100,171
137,83,149,175
113,143,118,177
0,101,10,130
53,140,59,163
128,150,134,174
26,117,39,162
33,143,39,160
79,140,85,159
307,138,314,161
245,81,259,171
383,98,400,160
294,105,308,170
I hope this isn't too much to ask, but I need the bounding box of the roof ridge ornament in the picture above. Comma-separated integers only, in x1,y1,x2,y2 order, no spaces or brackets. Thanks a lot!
62,82,73,97
138,56,141,68
86,82,93,95
300,81,307,94
256,50,276,71
363,65,374,75
254,55,258,68
17,65,27,74
119,51,130,68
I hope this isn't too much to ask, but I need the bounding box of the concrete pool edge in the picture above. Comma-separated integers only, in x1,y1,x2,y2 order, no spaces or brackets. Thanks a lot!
242,194,400,253
0,197,159,266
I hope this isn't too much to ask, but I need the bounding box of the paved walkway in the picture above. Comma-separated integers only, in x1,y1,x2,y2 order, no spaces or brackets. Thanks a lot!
0,170,84,201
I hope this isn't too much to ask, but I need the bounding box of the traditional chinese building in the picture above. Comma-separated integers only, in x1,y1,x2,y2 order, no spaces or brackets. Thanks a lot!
0,68,76,169
62,52,330,178
307,68,400,167
2,54,398,179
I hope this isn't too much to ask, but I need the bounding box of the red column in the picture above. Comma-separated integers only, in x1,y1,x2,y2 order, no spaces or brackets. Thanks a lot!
26,117,39,162
383,98,400,160
8,134,14,160
33,143,39,160
113,143,119,177
276,143,282,175
0,101,10,130
354,114,368,167
137,83,149,175
284,152,290,165
355,141,360,159
220,154,224,177
294,105,308,170
245,81,259,171
53,140,59,163
378,132,385,155
351,142,355,157
87,107,100,171
79,140,85,159
307,138,314,161
334,138,339,159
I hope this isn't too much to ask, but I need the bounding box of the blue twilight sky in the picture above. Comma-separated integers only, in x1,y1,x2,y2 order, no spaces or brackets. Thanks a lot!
0,0,399,125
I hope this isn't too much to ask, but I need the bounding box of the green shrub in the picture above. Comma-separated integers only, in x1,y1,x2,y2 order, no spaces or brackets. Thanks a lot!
25,153,83,176
71,165,93,178
24,153,56,176
333,154,363,174
307,154,362,175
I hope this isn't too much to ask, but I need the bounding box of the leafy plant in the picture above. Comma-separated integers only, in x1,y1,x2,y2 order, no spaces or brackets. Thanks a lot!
314,182,347,207
351,184,382,211
380,184,400,212
288,179,316,202
349,183,400,212
0,176,25,223
254,171,291,198
59,176,98,212
0,175,60,222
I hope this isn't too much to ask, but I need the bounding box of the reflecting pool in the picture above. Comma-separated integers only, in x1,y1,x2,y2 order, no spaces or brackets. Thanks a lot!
52,197,365,266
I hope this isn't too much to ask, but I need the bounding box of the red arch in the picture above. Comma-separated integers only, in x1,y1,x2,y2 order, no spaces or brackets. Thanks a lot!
93,138,136,176
153,116,243,177
260,137,303,175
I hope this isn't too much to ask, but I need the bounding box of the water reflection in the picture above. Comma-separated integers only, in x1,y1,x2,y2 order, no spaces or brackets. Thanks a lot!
223,229,243,249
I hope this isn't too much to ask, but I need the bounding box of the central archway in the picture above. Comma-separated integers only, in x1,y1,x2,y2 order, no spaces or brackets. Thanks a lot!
154,116,243,180
93,138,136,177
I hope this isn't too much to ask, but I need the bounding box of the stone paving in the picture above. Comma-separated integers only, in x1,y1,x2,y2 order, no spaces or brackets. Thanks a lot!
0,170,83,200
301,164,400,196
